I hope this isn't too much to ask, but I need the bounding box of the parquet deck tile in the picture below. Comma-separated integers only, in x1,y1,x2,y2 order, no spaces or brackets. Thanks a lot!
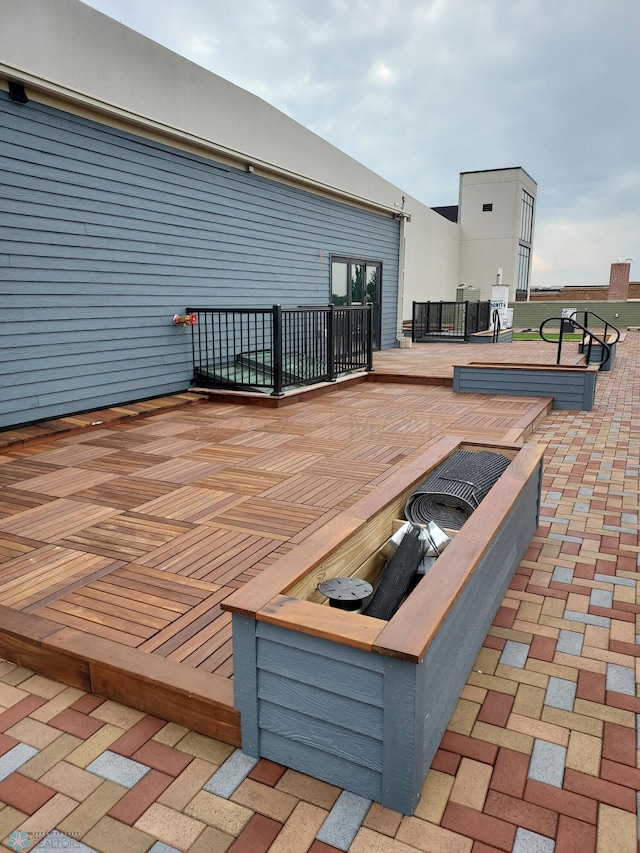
0,460,64,485
258,474,364,508
334,442,412,464
35,601,150,647
133,458,227,484
138,587,232,655
141,528,281,585
273,436,349,455
213,497,329,540
135,487,247,524
179,618,233,669
124,420,202,437
0,532,41,564
84,431,170,450
28,444,119,467
71,476,179,511
193,468,288,495
131,437,210,457
237,449,321,473
0,488,55,519
303,458,389,481
183,444,262,464
57,512,194,561
0,499,121,541
76,450,172,476
0,545,123,610
101,563,216,607
11,467,118,497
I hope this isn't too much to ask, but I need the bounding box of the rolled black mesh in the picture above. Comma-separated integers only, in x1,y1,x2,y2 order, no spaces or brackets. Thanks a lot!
404,450,511,529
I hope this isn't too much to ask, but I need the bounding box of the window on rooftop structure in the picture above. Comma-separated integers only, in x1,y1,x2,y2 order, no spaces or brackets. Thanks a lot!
521,191,534,243
517,244,531,295
482,203,493,212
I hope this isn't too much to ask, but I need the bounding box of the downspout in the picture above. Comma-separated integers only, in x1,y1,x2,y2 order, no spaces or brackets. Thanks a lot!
396,206,410,345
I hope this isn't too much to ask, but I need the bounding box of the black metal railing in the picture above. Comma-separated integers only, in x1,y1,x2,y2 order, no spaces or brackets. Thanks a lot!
579,310,620,350
412,301,491,342
491,309,502,343
188,305,373,396
539,315,615,368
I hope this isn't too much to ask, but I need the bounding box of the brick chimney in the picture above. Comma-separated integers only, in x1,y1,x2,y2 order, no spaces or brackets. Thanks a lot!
608,262,631,301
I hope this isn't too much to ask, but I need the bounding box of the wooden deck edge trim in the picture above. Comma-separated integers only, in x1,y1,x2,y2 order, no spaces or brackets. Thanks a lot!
222,436,465,617
512,397,554,434
192,372,369,408
366,373,453,386
373,442,546,662
45,627,240,744
44,627,236,710
0,606,91,690
257,595,382,651
0,606,241,745
455,362,599,373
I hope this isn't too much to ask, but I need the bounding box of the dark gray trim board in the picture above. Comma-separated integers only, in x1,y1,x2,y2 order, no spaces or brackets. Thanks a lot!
453,365,598,409
0,93,399,428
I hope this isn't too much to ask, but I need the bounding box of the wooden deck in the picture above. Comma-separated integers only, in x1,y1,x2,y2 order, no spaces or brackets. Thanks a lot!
0,349,557,744
372,339,585,380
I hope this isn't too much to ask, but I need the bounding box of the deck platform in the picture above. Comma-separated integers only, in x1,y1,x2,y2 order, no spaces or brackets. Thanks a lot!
0,348,556,743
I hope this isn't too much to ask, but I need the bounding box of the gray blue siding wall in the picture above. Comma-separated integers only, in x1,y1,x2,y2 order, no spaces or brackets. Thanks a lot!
0,93,399,428
453,366,597,410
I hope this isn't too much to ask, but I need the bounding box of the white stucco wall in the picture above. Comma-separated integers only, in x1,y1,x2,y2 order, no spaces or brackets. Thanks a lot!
458,169,537,300
402,207,460,318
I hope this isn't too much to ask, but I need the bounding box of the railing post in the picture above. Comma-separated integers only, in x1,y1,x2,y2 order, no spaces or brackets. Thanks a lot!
327,304,336,382
366,304,374,371
272,304,284,396
556,322,563,365
412,301,416,343
463,300,469,341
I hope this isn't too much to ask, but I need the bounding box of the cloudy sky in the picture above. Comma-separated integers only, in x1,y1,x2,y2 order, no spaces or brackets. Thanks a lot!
82,0,639,287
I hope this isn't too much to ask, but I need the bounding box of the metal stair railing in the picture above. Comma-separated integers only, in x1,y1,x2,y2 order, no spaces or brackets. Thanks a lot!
539,316,612,368
580,310,620,346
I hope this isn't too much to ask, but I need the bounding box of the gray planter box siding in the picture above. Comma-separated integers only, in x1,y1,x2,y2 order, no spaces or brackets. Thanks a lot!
453,364,598,410
0,93,399,428
579,341,616,371
228,439,544,814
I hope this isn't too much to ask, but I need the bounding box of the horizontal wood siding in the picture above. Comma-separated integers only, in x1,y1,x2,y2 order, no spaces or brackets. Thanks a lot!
453,367,596,409
0,94,399,427
254,622,385,801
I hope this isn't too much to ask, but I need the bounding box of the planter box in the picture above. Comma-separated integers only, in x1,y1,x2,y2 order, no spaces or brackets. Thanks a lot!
579,338,616,371
453,362,599,410
224,436,544,814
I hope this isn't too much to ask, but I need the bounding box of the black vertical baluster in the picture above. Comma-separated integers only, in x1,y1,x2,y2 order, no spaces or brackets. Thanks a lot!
272,305,283,396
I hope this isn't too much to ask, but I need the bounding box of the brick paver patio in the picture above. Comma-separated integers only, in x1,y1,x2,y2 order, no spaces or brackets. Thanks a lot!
0,332,638,852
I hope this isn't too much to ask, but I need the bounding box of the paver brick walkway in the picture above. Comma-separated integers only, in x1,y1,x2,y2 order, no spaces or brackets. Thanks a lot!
0,332,639,852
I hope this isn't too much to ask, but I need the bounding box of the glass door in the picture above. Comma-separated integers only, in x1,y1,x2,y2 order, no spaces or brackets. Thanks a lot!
331,257,381,349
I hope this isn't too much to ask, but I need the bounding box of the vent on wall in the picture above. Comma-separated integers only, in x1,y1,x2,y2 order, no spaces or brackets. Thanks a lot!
8,81,28,104
482,203,493,212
